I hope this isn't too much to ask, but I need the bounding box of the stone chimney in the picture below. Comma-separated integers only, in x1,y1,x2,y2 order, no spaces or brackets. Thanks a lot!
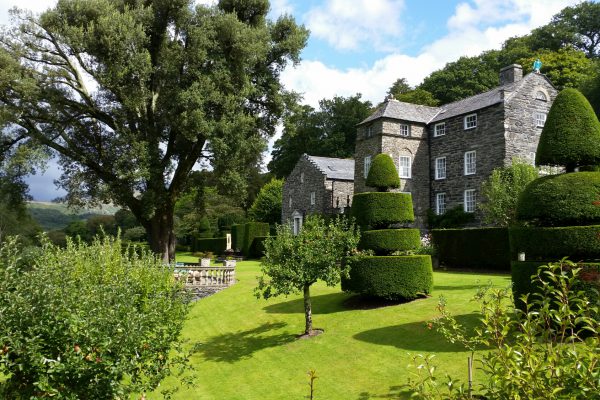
499,64,523,85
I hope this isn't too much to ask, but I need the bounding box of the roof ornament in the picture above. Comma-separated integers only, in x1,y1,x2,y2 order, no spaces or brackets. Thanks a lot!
533,59,542,73
385,93,395,101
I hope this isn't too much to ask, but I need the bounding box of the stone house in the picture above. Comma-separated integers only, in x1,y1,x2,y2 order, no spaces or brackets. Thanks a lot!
282,154,354,232
355,64,557,227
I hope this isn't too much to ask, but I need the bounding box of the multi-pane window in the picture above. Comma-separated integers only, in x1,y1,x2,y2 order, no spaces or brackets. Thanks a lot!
435,157,446,180
535,112,547,128
464,151,476,175
364,156,371,178
464,113,477,129
436,193,446,215
464,189,476,213
310,191,315,206
399,156,412,178
399,124,410,137
434,123,446,137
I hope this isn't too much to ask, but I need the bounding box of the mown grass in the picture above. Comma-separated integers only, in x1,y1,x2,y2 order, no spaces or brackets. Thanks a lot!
146,259,510,400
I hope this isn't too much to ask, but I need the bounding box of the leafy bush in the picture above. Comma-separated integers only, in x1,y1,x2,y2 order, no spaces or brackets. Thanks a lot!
352,192,414,228
195,237,227,255
243,222,270,257
358,229,421,255
248,178,283,225
509,225,600,260
342,256,433,300
516,172,600,226
249,236,268,259
431,228,512,271
365,154,400,191
427,206,475,229
0,236,190,399
231,223,246,252
536,88,600,171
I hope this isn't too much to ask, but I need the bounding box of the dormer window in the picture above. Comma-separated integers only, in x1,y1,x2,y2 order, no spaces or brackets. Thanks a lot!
535,91,547,101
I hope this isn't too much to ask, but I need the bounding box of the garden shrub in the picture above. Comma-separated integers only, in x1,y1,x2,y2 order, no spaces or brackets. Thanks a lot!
509,225,600,261
536,88,600,171
249,236,268,259
231,223,245,252
243,222,270,257
427,205,475,229
352,192,414,228
0,236,190,399
342,256,433,300
358,229,421,255
516,172,600,226
365,154,400,191
431,228,512,271
195,237,227,255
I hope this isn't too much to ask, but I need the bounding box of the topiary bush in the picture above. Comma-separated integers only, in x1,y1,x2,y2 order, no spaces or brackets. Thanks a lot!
509,225,600,261
243,222,270,257
352,192,414,228
231,224,246,252
536,88,600,171
342,256,433,300
516,172,600,226
366,154,400,191
195,237,227,255
358,229,421,255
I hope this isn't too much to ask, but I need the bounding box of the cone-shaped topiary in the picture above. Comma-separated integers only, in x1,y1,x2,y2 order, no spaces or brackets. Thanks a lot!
366,154,400,191
536,88,600,172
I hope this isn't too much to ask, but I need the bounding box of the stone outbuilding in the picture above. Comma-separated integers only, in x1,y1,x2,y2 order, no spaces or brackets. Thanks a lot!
282,154,354,232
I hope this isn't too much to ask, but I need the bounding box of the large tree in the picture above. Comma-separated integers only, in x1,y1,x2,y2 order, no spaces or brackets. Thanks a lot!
0,0,307,261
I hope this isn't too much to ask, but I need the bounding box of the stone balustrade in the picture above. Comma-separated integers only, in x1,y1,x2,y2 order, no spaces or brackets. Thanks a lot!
174,265,236,287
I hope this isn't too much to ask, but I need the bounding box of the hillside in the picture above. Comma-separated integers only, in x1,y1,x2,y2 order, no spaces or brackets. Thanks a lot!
27,202,120,231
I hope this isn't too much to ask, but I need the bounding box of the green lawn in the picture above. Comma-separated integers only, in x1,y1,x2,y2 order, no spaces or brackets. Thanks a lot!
148,259,511,400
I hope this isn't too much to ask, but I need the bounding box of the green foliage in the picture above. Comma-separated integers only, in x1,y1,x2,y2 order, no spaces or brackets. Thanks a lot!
194,237,227,255
256,215,359,334
358,229,421,255
231,223,246,252
248,178,283,225
244,222,270,257
248,236,268,259
431,228,512,271
536,89,600,171
365,154,400,191
352,193,414,228
519,48,593,90
386,78,439,106
0,236,191,398
516,172,600,226
480,159,538,226
342,256,433,300
546,1,600,58
123,226,147,242
580,60,600,117
268,94,372,178
427,206,475,229
408,261,600,399
509,225,600,260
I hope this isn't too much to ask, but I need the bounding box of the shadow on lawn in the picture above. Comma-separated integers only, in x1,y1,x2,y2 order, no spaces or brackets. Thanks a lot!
195,322,295,363
353,313,487,352
356,386,412,400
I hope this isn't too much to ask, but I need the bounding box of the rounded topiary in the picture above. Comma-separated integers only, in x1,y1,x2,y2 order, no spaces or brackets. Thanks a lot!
352,192,414,228
516,172,600,226
509,225,600,261
536,88,600,171
342,256,433,300
358,229,421,255
366,154,400,191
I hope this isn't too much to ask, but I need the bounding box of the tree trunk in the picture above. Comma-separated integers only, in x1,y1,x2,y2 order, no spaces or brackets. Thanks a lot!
303,283,313,335
146,205,176,263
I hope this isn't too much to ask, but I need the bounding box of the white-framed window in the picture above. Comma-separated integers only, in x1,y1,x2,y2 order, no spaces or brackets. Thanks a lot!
535,112,547,128
464,151,476,175
300,172,304,183
464,189,476,213
399,156,412,179
364,156,371,178
435,157,446,180
399,124,410,137
292,211,303,235
310,191,315,205
289,196,292,209
535,91,547,101
436,193,446,215
366,125,373,138
464,113,477,130
434,122,446,137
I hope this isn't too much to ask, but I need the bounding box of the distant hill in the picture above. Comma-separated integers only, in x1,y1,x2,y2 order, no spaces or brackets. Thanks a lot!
27,202,120,231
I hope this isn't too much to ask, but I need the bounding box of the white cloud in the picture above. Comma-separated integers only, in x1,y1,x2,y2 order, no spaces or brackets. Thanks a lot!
0,0,56,25
305,0,405,51
270,0,294,17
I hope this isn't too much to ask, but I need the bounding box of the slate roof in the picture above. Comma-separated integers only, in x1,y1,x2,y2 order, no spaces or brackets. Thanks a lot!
305,154,354,181
359,101,438,125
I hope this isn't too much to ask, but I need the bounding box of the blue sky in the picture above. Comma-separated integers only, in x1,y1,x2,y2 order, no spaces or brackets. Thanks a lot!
0,0,586,200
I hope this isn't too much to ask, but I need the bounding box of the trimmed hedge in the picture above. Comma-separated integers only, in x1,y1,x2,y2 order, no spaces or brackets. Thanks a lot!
511,260,600,310
195,237,227,255
231,224,245,252
342,256,433,300
352,192,414,228
249,236,268,259
509,225,600,261
243,222,270,257
431,228,511,271
359,229,421,255
516,172,600,226
366,154,400,191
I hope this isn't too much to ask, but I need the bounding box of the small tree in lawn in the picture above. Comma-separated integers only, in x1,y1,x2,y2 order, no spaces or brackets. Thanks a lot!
256,215,359,336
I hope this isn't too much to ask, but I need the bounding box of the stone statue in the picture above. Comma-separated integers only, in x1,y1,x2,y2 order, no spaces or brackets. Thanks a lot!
533,59,542,73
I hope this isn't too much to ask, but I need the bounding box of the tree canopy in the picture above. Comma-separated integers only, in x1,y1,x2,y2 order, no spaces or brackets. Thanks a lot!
0,0,308,261
248,178,283,225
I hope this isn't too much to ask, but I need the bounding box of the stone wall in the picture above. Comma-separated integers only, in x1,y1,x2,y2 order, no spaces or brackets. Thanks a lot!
354,120,383,193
